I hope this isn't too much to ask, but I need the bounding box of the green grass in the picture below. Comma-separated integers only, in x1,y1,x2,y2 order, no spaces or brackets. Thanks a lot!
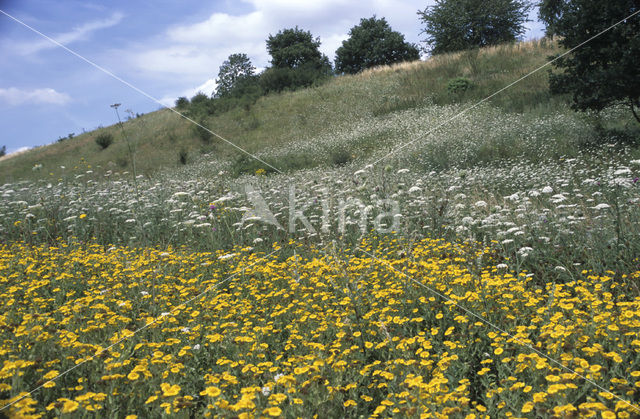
1,39,574,184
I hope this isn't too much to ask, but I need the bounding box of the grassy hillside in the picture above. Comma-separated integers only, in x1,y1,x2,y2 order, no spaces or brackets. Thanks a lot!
1,39,581,183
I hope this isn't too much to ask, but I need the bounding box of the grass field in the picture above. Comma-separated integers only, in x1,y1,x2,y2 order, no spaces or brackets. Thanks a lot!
1,39,640,417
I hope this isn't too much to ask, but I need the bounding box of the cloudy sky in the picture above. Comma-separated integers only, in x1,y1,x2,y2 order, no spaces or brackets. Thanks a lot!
0,0,545,154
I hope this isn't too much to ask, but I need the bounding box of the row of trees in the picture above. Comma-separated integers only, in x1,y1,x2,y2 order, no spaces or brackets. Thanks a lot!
176,16,420,109
180,1,639,124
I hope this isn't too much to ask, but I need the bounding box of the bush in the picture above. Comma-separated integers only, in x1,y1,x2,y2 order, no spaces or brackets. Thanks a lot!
175,97,189,109
330,148,352,166
178,149,188,165
447,77,471,95
95,133,114,150
192,118,213,144
260,65,331,94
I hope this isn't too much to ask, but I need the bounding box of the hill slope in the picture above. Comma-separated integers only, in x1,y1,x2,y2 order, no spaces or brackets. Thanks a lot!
1,39,578,183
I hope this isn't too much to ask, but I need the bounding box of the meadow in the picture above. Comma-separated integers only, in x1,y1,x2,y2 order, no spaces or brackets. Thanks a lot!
1,40,640,417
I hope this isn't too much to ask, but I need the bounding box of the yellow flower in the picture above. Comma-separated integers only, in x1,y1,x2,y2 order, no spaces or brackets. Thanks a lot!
344,400,357,407
79,214,87,219
264,407,282,416
61,399,79,413
522,402,534,413
127,371,140,380
200,386,222,397
125,416,137,419
43,370,59,380
161,383,180,397
494,347,504,355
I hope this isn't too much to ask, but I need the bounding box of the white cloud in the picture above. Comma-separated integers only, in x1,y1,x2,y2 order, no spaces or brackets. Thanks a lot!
123,1,545,101
0,87,71,106
128,1,428,79
10,146,31,155
158,78,218,107
14,12,124,55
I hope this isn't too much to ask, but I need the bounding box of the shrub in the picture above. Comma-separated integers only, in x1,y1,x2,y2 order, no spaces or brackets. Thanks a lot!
95,133,114,150
175,97,189,109
330,148,352,166
447,77,471,95
192,118,213,144
178,149,188,165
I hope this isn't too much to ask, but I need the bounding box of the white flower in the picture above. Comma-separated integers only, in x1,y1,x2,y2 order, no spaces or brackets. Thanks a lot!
517,246,533,257
193,344,201,350
497,263,508,269
261,386,271,396
408,186,422,194
555,266,567,272
397,168,410,174
474,200,487,208
140,291,149,296
592,203,611,210
181,327,190,333
541,186,553,194
274,373,284,382
218,253,236,261
614,168,631,176
630,160,640,166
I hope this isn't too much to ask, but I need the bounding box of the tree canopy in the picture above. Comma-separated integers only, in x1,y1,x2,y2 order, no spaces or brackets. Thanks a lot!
335,16,420,74
545,0,640,123
417,0,532,55
215,53,256,98
262,27,332,93
266,27,330,70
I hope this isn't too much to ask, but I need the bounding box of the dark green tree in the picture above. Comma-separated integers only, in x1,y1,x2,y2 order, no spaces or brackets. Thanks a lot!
538,0,568,36
546,0,640,123
266,27,330,70
335,16,420,74
0,145,5,157
262,27,332,92
417,0,532,54
174,96,189,109
214,53,257,98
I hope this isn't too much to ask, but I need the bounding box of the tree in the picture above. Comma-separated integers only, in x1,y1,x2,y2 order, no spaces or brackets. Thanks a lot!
335,16,420,74
215,53,257,98
266,27,330,70
262,27,332,92
538,0,568,36
175,96,189,109
545,0,640,123
0,145,5,157
417,0,532,55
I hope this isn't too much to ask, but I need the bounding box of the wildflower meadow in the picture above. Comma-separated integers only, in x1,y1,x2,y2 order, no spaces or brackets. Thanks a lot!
1,41,640,418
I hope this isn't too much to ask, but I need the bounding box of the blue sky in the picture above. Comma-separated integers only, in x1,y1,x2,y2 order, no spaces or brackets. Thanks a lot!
0,1,545,154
